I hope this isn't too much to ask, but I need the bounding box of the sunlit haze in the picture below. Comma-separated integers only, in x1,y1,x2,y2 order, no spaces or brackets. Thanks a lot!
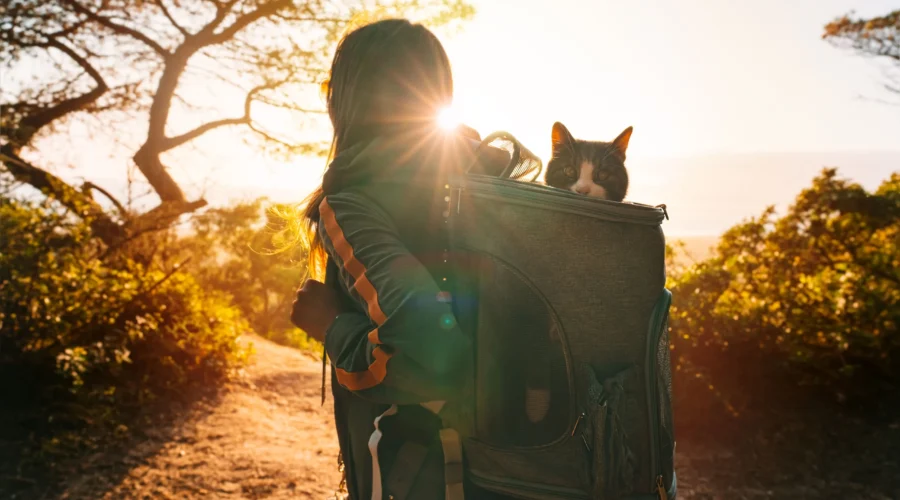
30,0,900,237
437,106,463,131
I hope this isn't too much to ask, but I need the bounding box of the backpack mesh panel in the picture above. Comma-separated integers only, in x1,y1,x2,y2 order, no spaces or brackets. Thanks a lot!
656,316,676,487
657,319,673,415
471,132,542,182
471,254,570,448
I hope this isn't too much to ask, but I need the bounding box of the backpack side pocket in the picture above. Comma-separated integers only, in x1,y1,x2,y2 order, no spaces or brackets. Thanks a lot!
579,364,639,500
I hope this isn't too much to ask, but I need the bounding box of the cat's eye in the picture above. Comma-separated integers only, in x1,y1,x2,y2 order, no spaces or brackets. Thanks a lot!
563,166,577,179
594,171,609,182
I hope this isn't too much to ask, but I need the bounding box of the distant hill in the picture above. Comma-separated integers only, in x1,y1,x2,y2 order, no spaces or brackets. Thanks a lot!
627,150,900,237
61,150,900,240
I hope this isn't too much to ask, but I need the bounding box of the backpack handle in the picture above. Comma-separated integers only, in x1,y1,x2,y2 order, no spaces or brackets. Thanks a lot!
467,131,542,182
466,131,519,178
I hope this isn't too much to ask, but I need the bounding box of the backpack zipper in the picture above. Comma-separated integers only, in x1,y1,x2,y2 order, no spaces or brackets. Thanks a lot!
647,290,673,497
451,175,667,226
655,204,669,221
657,475,668,500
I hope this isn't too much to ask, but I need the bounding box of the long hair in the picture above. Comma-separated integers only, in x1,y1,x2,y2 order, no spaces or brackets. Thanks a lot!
300,19,454,278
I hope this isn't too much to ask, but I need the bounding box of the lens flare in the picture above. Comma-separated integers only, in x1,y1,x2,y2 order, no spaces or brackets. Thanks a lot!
437,105,461,131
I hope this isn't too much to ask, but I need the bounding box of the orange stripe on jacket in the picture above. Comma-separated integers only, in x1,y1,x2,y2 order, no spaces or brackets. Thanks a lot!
320,198,390,390
335,344,391,393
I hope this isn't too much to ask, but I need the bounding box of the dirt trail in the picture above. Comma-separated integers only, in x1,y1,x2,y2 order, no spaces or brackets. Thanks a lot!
28,335,897,500
51,336,342,499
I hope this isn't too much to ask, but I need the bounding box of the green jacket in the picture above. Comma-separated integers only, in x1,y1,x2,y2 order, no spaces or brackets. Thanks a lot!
319,128,508,499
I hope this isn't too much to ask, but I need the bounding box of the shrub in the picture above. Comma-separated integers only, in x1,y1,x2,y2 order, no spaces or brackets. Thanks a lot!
0,196,250,402
668,169,900,411
169,198,321,354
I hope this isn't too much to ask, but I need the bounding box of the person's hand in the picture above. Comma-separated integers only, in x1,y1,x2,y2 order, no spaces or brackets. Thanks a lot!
290,279,340,343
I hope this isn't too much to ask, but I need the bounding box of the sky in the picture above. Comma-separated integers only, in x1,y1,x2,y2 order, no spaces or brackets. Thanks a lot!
433,0,900,234
441,0,900,160
24,0,900,237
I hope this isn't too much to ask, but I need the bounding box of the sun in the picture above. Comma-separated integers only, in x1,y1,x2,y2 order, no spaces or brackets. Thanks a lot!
437,105,462,131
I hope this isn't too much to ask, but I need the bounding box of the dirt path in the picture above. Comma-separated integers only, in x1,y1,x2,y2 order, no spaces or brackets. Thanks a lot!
51,336,343,499
21,335,896,500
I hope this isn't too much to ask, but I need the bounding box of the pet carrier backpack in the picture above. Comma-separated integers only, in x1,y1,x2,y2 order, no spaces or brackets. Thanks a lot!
426,132,677,500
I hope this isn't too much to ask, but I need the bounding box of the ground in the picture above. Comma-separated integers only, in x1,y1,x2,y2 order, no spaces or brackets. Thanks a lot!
2,337,341,500
2,335,898,499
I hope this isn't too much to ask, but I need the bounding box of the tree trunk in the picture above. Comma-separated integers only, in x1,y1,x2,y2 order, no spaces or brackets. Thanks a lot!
1,145,126,245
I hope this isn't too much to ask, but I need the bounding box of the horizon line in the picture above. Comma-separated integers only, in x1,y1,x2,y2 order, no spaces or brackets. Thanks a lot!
632,148,900,161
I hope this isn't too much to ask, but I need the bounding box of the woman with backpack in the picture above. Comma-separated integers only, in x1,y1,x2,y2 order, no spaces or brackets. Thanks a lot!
289,18,510,500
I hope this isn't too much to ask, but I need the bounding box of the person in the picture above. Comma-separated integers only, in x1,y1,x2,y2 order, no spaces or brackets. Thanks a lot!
289,18,508,500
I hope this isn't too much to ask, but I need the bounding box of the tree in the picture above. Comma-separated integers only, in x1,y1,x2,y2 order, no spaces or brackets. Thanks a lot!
823,9,900,100
668,169,900,396
1,0,474,247
170,198,309,342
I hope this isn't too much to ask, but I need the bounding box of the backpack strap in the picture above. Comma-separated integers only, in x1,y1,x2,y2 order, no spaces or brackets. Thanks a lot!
424,401,465,500
368,404,399,500
438,427,465,500
385,441,429,499
370,401,464,500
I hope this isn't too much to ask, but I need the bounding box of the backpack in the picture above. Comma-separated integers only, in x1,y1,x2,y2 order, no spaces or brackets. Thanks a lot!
428,132,677,500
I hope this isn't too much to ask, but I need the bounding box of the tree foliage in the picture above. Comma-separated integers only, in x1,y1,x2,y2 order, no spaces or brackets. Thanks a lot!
824,9,900,63
0,194,251,399
172,198,320,350
0,0,474,444
1,0,474,246
823,9,900,98
668,169,900,407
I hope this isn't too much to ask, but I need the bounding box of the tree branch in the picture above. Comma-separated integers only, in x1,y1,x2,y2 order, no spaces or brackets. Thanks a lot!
1,147,125,245
12,39,108,148
135,51,191,202
123,198,208,243
155,0,191,37
823,10,900,62
248,122,293,148
162,116,250,151
43,36,106,91
62,0,171,58
194,0,239,38
203,0,292,46
84,181,128,215
45,20,89,39
159,79,294,152
273,14,346,23
254,92,327,114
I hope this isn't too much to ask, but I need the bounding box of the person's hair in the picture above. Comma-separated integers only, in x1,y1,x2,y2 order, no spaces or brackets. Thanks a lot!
300,18,454,278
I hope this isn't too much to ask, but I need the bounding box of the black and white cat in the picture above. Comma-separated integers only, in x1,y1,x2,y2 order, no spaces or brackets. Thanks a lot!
544,121,633,201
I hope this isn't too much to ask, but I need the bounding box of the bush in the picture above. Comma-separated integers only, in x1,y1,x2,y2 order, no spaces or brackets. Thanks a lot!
0,196,250,402
668,169,900,412
170,198,321,353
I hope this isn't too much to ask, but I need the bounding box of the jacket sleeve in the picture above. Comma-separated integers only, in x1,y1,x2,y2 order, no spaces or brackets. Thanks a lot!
318,191,470,404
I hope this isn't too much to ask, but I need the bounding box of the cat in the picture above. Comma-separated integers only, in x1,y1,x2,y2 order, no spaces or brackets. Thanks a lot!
543,121,632,201
520,122,634,438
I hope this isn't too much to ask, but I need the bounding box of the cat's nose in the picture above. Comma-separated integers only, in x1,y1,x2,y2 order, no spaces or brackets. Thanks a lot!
573,183,591,195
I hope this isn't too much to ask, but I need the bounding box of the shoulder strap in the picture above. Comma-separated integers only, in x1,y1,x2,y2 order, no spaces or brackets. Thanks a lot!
425,401,465,500
438,427,465,500
379,401,464,500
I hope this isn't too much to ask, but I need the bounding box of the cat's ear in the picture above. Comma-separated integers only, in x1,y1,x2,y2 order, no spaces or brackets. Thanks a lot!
551,122,575,155
612,126,633,157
